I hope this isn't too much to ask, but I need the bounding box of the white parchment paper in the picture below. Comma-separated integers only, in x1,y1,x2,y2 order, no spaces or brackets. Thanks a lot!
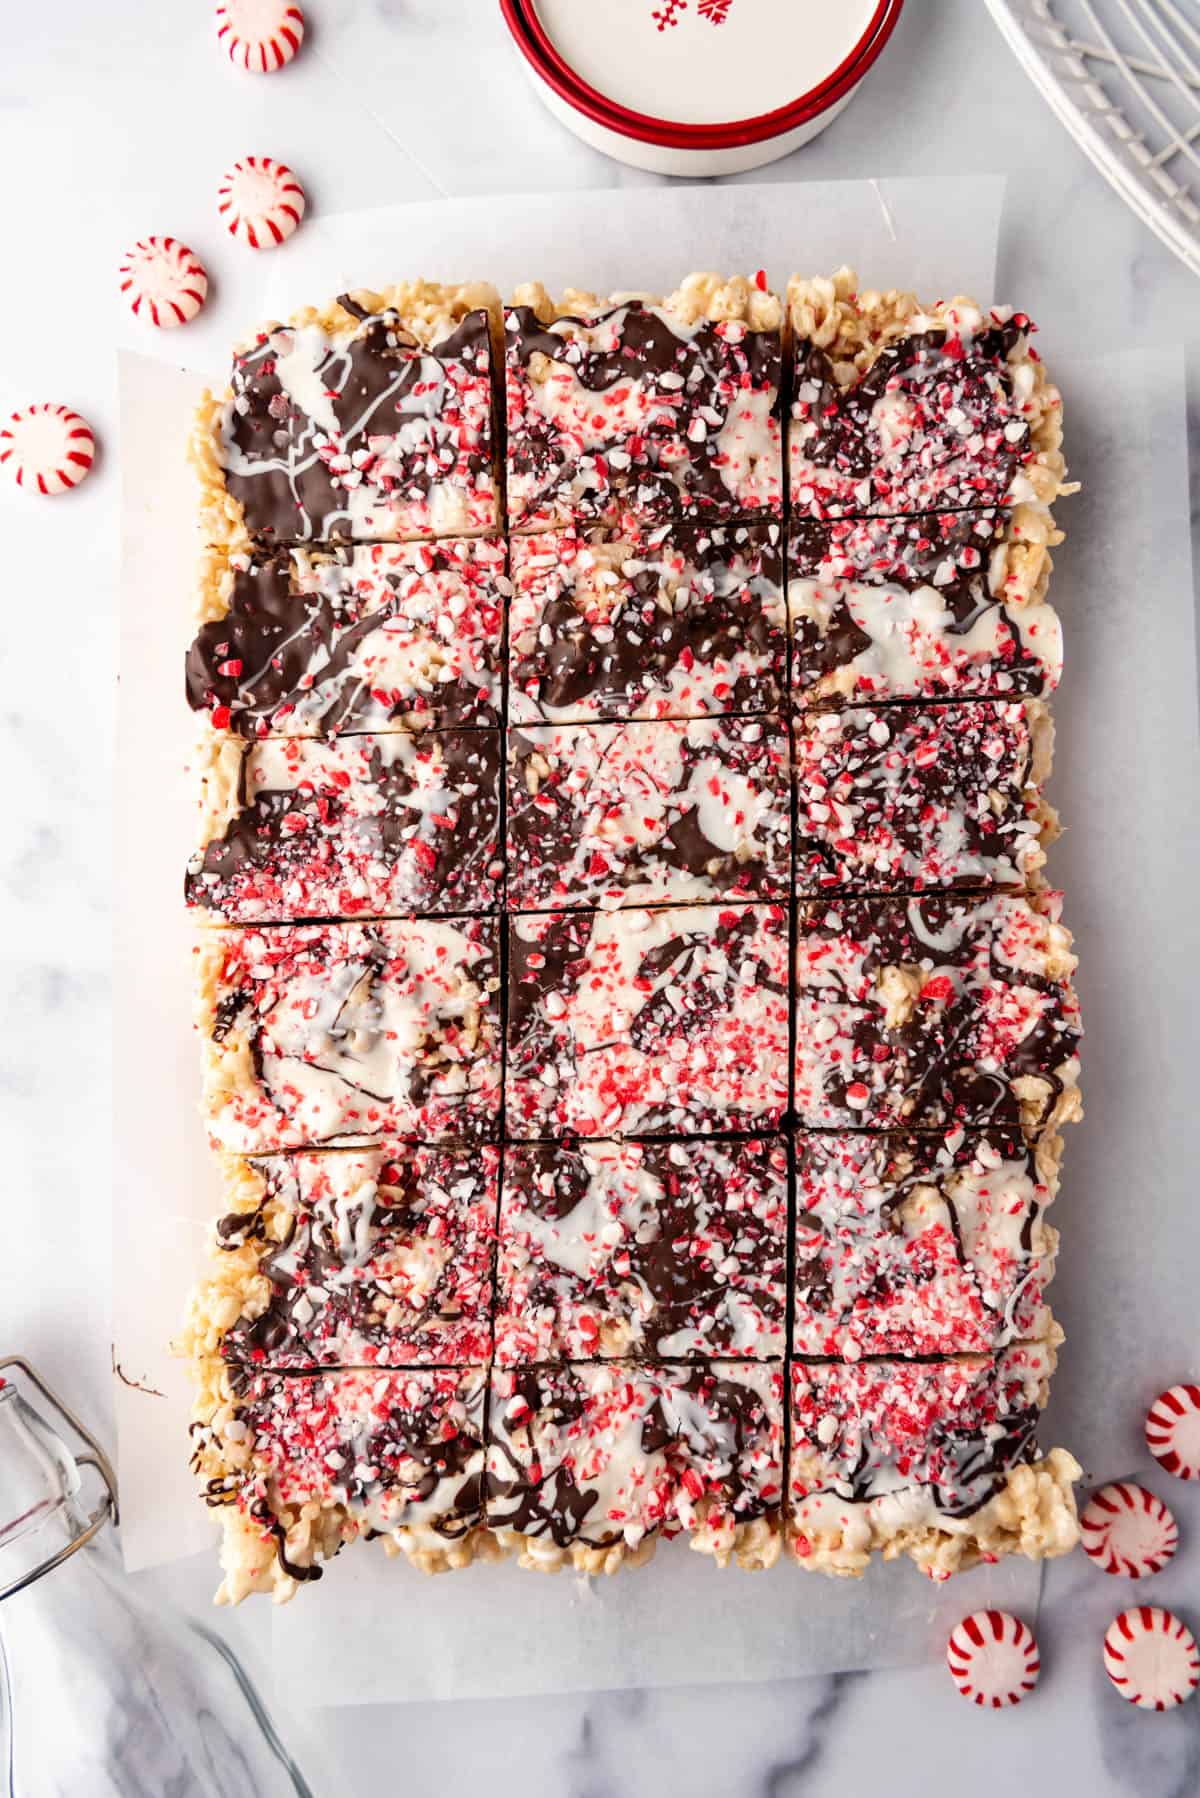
112,178,1198,1701
1030,343,1200,1471
252,176,1004,321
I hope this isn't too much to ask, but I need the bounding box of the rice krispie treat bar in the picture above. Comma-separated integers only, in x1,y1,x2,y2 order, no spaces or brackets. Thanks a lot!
192,283,501,547
192,1363,491,1603
186,729,502,923
788,510,1063,706
507,902,790,1138
787,1344,1080,1578
787,269,1068,521
792,1128,1060,1358
181,264,1084,1605
507,714,791,911
509,520,785,725
505,274,783,531
186,538,508,738
487,1360,784,1573
196,918,501,1152
793,699,1055,894
793,890,1081,1137
182,1143,500,1369
496,1137,788,1364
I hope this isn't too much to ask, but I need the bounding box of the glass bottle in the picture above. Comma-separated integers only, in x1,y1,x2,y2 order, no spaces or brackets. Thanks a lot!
0,1358,313,1795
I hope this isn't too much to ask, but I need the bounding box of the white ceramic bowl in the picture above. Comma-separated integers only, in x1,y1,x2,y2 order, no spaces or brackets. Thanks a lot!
502,0,906,178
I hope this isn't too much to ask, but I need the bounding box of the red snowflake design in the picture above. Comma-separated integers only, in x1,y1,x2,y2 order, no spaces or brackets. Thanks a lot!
698,0,734,20
651,0,687,27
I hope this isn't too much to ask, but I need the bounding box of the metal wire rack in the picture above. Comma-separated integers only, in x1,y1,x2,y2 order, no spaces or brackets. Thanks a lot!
985,0,1200,276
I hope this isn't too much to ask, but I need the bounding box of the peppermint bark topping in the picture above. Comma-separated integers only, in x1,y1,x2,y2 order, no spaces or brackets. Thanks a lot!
219,303,498,542
187,538,507,736
188,729,502,921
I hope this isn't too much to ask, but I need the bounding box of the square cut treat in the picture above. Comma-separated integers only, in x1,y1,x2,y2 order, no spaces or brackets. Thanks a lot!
191,1362,491,1603
487,1360,784,1573
496,1137,788,1364
196,918,501,1153
507,714,791,911
192,283,501,547
507,902,790,1138
792,1128,1059,1358
509,520,785,725
182,1143,500,1370
787,1345,1080,1579
793,699,1055,894
186,729,502,923
789,510,1063,706
793,891,1082,1138
787,269,1068,521
186,538,507,738
505,274,783,530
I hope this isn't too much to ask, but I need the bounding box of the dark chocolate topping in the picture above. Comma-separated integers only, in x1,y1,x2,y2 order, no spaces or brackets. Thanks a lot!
794,700,1038,893
787,511,1059,702
792,1128,1046,1354
792,322,1029,516
507,301,782,524
208,920,502,1145
222,308,494,543
185,546,503,737
629,906,787,1050
511,520,785,722
217,1147,497,1368
231,1370,486,1542
789,508,1003,599
791,1354,1044,1518
795,895,1079,1133
506,715,790,909
487,1363,779,1547
500,1137,787,1359
508,304,779,394
186,730,502,921
506,905,787,1058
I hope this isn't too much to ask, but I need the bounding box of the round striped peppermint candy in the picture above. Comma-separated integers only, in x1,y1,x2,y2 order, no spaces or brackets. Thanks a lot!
946,1610,1040,1708
1080,1482,1178,1579
216,1,305,73
1103,1607,1199,1710
218,157,306,249
119,237,208,327
1145,1383,1200,1480
1,404,95,495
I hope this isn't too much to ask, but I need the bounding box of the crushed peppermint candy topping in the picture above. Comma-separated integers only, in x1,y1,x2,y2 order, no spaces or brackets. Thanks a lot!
506,902,789,1139
188,729,501,922
506,293,782,530
496,1137,787,1364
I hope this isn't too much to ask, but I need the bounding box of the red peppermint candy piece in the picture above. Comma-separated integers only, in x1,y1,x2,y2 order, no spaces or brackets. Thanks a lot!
1103,1607,1199,1710
0,404,95,496
1081,1482,1178,1578
218,156,306,249
946,1610,1040,1707
216,0,305,73
119,237,208,328
1145,1383,1200,1480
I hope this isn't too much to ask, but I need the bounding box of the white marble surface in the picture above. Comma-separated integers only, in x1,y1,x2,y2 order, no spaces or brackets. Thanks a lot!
0,1,1198,1792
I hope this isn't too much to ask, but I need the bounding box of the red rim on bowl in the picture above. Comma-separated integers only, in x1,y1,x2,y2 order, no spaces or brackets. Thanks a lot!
500,0,906,150
516,0,897,144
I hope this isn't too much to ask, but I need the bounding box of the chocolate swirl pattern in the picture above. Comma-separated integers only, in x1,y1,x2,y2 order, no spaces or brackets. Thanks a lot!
506,279,783,530
186,538,507,736
212,300,498,544
497,1137,788,1364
